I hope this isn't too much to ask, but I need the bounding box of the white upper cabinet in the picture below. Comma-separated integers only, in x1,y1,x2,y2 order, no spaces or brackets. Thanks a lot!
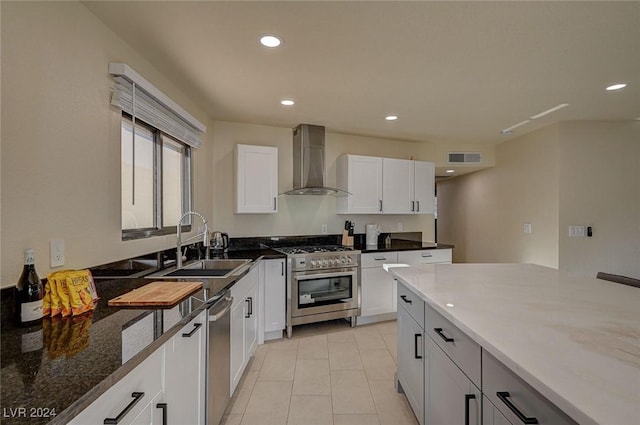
336,154,383,214
382,158,415,214
337,154,434,215
235,144,278,214
413,160,435,214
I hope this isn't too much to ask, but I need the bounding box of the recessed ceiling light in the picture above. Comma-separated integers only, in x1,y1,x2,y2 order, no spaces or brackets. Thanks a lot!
446,169,455,174
606,83,627,91
385,115,398,121
259,34,283,48
280,99,295,106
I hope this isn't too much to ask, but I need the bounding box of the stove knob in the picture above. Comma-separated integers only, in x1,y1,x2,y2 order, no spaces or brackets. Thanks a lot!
329,259,336,266
310,260,318,267
340,257,347,264
346,257,353,264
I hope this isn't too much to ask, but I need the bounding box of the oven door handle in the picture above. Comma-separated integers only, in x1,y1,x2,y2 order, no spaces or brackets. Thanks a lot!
294,270,357,281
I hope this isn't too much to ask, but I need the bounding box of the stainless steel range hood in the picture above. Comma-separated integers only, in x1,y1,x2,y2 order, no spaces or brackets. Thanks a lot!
283,124,348,196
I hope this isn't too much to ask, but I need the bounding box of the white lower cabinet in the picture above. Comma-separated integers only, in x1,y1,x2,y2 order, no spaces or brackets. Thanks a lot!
360,252,398,320
230,265,260,395
69,348,164,425
483,397,515,425
262,258,286,339
397,302,425,425
425,335,481,425
483,351,578,425
397,248,452,265
163,309,206,425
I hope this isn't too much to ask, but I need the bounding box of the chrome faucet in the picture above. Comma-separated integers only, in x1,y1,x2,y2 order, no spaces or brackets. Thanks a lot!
176,211,209,268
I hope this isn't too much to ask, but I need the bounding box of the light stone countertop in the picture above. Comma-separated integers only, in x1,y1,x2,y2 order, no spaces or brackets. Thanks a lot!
388,263,640,425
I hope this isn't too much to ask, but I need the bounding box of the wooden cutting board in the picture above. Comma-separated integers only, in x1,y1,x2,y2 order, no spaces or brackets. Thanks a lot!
108,281,203,308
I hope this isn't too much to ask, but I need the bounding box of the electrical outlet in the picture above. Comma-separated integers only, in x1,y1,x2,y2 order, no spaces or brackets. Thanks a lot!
397,222,403,231
321,224,328,234
50,239,65,267
523,223,532,234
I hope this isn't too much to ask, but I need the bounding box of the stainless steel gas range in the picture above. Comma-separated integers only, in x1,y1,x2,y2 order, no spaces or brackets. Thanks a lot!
275,245,361,338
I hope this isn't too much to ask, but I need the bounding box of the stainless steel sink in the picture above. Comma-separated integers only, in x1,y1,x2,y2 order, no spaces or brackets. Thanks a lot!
148,259,252,279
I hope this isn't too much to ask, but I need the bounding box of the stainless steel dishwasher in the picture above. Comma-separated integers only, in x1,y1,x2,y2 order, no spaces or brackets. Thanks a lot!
207,290,233,425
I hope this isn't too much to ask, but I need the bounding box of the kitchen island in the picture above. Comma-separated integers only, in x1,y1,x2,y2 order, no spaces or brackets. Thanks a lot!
389,263,639,425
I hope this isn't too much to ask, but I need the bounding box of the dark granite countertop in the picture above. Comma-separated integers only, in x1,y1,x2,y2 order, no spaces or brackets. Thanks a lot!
356,240,454,253
0,248,284,425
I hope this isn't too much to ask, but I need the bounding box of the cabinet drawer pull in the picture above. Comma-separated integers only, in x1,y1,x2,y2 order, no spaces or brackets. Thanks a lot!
421,253,433,258
181,322,202,338
434,327,454,342
414,333,422,359
496,391,539,424
400,295,412,304
104,392,144,424
374,257,387,261
156,403,167,425
465,394,476,425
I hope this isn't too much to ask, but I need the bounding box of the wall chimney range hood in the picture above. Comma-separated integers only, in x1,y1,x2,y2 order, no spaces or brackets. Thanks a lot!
283,124,348,196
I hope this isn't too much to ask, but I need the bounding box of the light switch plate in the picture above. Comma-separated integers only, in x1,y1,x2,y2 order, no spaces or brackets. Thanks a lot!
50,239,65,267
523,223,532,234
569,226,586,237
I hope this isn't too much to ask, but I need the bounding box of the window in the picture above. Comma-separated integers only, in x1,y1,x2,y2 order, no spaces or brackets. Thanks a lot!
109,63,205,240
121,114,192,240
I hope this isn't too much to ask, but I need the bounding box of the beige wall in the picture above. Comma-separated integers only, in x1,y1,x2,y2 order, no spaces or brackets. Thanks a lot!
211,121,439,239
438,121,640,279
437,124,560,267
0,1,214,288
558,121,640,277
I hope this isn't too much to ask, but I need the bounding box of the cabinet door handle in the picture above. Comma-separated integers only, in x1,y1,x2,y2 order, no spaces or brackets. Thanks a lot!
104,392,144,424
245,298,251,318
281,261,285,276
414,333,422,359
156,403,167,425
411,201,415,211
182,322,202,338
400,295,412,304
496,392,539,424
465,394,476,425
434,327,454,342
274,197,277,211
416,200,420,212
379,200,383,211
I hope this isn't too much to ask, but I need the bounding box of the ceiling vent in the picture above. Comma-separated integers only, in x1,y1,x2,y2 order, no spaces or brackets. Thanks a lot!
447,152,482,164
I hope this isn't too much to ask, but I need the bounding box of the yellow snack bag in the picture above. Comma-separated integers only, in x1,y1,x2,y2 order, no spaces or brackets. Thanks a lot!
42,279,52,317
67,270,95,316
47,272,63,317
54,273,72,317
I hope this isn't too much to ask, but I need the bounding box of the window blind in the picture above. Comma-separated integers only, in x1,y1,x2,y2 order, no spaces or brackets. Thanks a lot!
110,67,204,148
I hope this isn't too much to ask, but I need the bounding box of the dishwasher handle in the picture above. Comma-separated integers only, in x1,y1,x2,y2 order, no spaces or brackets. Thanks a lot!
209,296,233,322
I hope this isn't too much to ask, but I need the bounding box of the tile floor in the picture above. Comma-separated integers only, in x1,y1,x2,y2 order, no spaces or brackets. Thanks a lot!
221,319,418,425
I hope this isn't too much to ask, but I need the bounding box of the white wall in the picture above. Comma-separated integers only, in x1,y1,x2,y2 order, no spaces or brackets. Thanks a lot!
558,121,640,277
437,121,640,279
211,121,439,240
0,2,214,288
437,124,560,267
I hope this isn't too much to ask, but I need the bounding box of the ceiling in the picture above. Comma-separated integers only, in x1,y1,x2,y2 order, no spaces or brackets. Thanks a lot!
84,1,640,145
